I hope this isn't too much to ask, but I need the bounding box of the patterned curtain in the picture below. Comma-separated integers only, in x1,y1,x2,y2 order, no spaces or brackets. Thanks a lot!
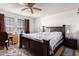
24,19,30,33
0,14,5,32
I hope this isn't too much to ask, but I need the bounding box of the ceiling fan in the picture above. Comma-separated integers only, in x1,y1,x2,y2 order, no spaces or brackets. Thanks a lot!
21,3,42,14
77,9,79,14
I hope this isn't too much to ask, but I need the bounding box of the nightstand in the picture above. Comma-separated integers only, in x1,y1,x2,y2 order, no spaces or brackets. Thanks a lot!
64,38,77,49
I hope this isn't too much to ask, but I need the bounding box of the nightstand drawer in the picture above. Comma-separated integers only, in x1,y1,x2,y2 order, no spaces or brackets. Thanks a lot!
64,38,77,49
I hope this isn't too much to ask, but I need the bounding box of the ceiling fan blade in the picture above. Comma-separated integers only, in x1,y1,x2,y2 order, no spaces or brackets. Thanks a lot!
33,7,42,11
21,8,29,11
23,3,28,6
30,7,34,14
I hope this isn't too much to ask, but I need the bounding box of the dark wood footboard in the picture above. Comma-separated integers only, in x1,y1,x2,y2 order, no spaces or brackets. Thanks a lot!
20,34,30,49
19,34,50,56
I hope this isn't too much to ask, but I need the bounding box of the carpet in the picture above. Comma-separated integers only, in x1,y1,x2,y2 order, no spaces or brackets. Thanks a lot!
0,45,76,56
60,47,75,56
0,46,32,56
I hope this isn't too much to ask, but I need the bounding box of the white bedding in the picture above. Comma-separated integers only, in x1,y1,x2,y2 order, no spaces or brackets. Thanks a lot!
22,32,63,53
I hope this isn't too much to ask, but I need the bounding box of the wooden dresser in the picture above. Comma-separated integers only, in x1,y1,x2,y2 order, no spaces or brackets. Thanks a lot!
8,33,18,44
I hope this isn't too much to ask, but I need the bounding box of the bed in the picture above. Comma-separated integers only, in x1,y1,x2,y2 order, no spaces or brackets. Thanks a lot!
19,25,66,56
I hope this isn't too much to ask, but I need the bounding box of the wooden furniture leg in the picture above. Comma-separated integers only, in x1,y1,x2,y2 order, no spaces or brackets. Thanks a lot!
43,40,50,56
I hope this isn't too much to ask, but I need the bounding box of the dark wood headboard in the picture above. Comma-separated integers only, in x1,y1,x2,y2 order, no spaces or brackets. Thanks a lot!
43,25,66,39
46,27,63,32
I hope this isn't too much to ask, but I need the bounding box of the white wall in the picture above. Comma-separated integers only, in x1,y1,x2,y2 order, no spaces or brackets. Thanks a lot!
0,9,35,33
34,18,42,33
29,18,36,33
35,9,79,39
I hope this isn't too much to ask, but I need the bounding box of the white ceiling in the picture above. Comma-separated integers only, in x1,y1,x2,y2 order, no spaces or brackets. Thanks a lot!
0,3,79,18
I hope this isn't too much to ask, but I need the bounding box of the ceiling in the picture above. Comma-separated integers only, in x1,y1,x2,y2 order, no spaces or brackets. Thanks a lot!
0,3,79,18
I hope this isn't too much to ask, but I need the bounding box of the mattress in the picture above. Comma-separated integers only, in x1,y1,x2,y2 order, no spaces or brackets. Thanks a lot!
22,32,63,53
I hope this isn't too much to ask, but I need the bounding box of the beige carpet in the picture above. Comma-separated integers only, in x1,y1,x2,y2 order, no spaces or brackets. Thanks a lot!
55,46,79,56
0,45,32,56
0,44,79,56
76,49,79,56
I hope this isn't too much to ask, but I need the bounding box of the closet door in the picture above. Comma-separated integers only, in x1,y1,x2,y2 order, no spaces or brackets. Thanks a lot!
0,14,5,32
24,19,30,33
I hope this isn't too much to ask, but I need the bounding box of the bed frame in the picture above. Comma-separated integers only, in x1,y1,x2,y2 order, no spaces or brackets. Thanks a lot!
19,25,66,56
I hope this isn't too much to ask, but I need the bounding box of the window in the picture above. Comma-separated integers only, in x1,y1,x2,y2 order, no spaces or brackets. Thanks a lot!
16,19,24,33
5,17,15,33
5,17,24,34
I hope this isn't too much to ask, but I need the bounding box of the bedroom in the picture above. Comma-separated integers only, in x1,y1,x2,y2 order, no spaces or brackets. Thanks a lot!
0,3,79,56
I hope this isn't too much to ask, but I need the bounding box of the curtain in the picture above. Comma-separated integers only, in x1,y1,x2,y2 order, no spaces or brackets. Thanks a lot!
0,14,5,32
24,19,30,33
